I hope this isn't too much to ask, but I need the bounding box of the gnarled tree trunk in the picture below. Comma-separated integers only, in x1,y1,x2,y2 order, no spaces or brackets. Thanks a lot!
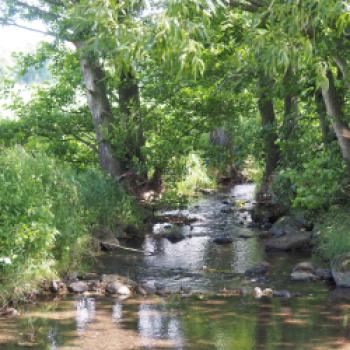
315,88,335,146
322,69,350,174
76,42,122,179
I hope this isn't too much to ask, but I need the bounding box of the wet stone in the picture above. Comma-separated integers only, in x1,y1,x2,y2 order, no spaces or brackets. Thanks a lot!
106,281,132,296
273,290,292,298
315,268,333,281
68,281,88,293
293,261,315,273
245,262,270,277
290,271,318,281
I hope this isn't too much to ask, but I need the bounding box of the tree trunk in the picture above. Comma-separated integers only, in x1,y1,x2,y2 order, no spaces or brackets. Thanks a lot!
315,88,335,146
118,71,145,170
322,69,350,174
76,42,122,179
281,68,299,165
257,78,280,191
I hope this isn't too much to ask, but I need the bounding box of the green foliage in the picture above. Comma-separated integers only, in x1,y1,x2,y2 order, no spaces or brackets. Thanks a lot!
0,147,139,305
160,153,216,207
176,152,216,197
315,206,350,260
78,168,141,230
279,149,348,210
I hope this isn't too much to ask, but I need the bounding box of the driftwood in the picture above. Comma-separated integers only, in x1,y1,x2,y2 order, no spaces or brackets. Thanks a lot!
101,241,154,256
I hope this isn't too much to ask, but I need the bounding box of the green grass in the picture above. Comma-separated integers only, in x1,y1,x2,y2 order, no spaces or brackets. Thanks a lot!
314,205,350,260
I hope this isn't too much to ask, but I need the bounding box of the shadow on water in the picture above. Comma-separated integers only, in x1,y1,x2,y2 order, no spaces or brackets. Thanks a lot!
1,184,350,350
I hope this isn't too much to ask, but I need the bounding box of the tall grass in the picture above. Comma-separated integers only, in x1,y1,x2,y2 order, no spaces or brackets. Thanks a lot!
0,146,139,305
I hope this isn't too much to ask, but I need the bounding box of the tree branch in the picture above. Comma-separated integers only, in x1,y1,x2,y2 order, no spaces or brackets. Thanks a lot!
0,19,55,36
10,0,60,20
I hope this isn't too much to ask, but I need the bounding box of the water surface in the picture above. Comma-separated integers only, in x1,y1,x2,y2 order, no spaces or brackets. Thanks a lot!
0,184,347,350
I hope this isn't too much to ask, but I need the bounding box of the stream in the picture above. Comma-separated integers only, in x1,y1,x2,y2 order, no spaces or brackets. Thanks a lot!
1,184,350,350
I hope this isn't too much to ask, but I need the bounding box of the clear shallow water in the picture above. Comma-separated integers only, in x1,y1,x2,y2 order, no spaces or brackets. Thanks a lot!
0,184,347,350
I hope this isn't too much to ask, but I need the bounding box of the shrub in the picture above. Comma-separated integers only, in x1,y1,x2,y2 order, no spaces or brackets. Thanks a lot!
278,149,347,210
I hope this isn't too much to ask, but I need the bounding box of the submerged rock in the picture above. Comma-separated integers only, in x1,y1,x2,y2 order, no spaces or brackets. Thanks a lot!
163,230,186,243
265,231,312,251
273,290,292,298
330,288,350,301
221,208,233,214
245,262,270,277
213,236,233,245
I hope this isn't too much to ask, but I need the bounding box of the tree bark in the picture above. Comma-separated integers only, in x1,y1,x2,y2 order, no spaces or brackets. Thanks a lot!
257,77,280,190
118,71,145,172
315,88,335,146
322,69,350,174
76,42,122,179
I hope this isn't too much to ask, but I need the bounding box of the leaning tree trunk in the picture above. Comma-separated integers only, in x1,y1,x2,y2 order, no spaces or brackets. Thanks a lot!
322,69,350,174
315,88,335,146
76,42,122,179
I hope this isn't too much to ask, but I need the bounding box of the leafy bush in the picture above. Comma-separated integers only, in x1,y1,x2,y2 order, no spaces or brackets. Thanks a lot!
278,149,347,210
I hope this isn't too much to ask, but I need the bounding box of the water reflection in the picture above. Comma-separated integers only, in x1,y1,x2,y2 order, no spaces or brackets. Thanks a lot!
76,297,95,332
47,326,58,350
112,301,123,323
138,303,183,349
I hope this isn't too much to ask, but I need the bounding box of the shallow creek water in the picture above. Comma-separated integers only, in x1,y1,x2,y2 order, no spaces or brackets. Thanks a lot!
1,184,350,350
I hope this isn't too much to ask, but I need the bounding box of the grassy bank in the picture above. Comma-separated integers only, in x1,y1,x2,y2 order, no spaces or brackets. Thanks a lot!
314,205,350,261
0,147,140,307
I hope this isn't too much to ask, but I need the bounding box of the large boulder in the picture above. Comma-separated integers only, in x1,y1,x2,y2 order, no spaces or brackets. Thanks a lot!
265,231,312,251
331,254,350,288
270,214,313,238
